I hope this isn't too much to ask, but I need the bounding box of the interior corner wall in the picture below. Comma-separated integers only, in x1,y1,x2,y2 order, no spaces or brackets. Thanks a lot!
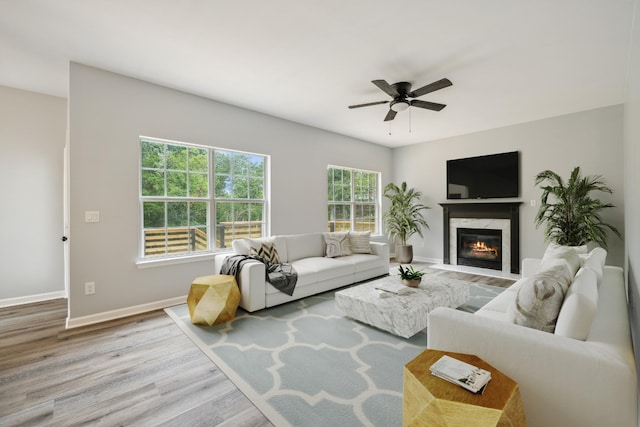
67,63,392,320
391,105,625,268
0,86,66,302
623,0,640,419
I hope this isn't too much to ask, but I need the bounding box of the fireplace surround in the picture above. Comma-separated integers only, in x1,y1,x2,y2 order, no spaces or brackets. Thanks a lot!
440,202,521,273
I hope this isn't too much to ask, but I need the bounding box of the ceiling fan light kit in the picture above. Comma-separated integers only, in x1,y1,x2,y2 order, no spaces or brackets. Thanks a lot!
390,100,409,112
348,78,452,122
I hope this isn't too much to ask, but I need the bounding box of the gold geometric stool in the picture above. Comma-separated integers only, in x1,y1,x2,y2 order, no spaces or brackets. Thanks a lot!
403,349,527,427
187,275,241,326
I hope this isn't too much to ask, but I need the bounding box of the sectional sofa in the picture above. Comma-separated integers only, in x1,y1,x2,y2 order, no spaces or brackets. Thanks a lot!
428,245,636,427
213,232,389,312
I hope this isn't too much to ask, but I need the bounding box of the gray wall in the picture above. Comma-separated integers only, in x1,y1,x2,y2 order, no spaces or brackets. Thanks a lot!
0,86,66,303
392,105,625,268
68,63,393,320
623,0,640,419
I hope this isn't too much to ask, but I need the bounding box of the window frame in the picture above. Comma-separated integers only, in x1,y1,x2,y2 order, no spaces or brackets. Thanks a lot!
138,136,269,265
327,165,381,234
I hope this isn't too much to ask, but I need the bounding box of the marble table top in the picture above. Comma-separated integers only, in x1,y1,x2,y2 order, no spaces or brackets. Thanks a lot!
335,274,470,338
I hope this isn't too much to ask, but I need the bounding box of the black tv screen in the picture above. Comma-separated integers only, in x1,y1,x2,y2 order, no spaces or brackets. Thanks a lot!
447,151,519,199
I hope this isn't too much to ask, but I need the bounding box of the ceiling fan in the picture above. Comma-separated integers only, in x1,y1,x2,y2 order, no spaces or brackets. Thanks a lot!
348,78,452,121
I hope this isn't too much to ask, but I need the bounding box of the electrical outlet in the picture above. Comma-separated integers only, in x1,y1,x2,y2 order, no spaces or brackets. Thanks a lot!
85,282,95,295
530,199,536,207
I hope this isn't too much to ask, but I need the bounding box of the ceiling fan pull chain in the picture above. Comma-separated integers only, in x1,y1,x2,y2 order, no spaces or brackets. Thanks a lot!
409,106,412,133
388,121,392,136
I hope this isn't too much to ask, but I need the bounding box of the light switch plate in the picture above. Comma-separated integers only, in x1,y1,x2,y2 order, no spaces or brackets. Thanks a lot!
85,211,100,223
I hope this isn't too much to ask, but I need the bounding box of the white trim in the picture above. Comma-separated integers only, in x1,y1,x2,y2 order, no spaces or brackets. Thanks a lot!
410,255,442,264
0,291,67,308
65,295,186,329
136,252,215,268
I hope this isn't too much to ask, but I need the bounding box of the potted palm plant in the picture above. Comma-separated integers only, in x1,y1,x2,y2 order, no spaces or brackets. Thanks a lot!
535,166,621,247
383,182,430,263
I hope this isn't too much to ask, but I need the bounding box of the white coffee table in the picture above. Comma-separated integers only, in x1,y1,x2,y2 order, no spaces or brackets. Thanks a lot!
334,274,470,338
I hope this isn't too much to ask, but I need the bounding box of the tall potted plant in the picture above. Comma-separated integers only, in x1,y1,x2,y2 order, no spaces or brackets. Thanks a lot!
534,166,621,247
383,182,430,263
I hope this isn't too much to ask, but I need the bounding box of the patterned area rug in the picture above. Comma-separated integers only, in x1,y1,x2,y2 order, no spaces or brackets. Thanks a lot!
165,277,506,427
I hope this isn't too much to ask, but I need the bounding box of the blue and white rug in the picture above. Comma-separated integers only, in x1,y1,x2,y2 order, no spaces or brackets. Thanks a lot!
165,281,505,427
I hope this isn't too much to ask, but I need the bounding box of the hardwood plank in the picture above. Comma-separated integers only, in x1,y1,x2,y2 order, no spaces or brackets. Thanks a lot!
0,299,272,426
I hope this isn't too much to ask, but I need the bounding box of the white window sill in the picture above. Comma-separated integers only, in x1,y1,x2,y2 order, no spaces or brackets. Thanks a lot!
136,252,223,269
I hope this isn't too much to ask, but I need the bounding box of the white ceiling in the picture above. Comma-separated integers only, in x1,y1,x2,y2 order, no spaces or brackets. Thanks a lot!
0,0,635,147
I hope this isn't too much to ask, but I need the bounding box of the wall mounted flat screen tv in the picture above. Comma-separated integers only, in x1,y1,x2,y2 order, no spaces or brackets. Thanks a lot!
447,151,519,199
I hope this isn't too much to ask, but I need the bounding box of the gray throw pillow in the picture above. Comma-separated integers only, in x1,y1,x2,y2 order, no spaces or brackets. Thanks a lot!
507,271,566,333
349,231,372,254
323,232,352,258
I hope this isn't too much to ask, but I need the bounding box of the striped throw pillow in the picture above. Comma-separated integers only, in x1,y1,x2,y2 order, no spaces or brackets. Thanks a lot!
250,242,281,264
349,231,372,254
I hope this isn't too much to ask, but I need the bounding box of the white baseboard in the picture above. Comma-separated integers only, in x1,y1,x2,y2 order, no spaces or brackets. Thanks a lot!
411,256,442,264
65,295,187,329
0,291,67,308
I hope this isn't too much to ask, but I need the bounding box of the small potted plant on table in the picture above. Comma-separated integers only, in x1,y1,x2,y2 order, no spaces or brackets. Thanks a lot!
398,265,425,287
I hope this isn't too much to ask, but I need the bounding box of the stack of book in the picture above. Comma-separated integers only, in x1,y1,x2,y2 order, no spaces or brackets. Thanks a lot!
430,355,492,394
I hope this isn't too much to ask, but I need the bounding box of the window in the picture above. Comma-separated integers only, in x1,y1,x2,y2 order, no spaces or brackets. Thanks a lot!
214,150,266,248
327,166,380,233
140,137,267,259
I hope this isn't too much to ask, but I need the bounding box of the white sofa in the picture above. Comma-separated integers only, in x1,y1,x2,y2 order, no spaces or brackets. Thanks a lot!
213,232,389,312
428,247,637,427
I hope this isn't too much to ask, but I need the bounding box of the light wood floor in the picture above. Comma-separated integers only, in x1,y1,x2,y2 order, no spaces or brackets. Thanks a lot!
0,299,272,427
0,267,512,426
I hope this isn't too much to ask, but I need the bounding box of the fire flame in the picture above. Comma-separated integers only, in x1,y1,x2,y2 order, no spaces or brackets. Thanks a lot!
471,241,498,256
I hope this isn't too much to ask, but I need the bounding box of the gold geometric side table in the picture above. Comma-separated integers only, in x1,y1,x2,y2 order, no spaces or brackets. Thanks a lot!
403,349,527,427
187,275,241,326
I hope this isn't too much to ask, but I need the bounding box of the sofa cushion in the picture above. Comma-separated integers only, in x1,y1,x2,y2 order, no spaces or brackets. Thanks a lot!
477,282,522,315
285,233,325,262
554,268,598,340
507,265,568,333
348,231,372,254
542,243,581,277
292,256,354,282
332,253,383,273
582,247,607,286
323,232,352,257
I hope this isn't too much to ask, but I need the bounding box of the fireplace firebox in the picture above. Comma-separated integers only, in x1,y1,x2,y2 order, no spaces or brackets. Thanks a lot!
456,228,502,271
440,202,521,274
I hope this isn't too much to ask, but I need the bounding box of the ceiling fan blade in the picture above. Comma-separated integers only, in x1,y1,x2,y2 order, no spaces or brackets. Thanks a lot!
411,100,447,111
407,78,452,98
348,100,389,109
384,109,397,121
372,80,399,97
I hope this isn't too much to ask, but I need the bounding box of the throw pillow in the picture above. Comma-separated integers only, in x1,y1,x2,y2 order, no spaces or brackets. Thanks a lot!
323,232,352,258
349,231,372,254
250,242,281,264
546,242,589,255
554,268,599,340
507,272,566,333
536,262,573,294
542,244,581,277
582,247,607,286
